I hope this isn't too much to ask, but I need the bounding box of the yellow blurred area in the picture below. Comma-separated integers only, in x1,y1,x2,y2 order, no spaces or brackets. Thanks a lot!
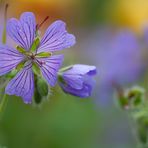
111,0,148,32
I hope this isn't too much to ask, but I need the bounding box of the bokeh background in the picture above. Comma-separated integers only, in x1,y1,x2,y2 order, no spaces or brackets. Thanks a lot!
1,0,148,147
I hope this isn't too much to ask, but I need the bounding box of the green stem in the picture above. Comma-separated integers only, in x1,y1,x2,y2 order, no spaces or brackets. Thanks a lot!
2,4,8,44
0,94,8,113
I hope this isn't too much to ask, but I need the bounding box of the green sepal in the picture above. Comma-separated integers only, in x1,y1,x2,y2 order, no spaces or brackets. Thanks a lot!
58,75,66,85
32,63,41,76
59,65,73,73
118,96,129,109
36,52,52,58
16,46,27,54
30,37,40,52
126,86,145,107
37,78,49,97
16,60,26,71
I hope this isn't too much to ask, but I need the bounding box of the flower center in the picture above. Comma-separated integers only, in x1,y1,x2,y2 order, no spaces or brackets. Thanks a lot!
26,52,48,67
16,45,52,67
29,53,36,60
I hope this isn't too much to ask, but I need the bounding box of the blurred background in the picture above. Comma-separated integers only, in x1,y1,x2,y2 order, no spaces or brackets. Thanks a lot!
1,0,148,147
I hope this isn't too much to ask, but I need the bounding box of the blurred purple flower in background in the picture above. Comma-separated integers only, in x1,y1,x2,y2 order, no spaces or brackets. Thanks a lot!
58,64,97,98
143,25,148,45
99,30,143,84
0,25,2,42
81,28,145,105
0,14,4,43
142,25,148,55
0,12,75,103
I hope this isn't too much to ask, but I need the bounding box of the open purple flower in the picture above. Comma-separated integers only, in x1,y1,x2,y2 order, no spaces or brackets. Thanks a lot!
58,64,97,98
0,12,75,103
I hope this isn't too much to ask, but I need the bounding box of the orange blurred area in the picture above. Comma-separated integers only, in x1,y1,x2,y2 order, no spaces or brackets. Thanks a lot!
6,0,81,26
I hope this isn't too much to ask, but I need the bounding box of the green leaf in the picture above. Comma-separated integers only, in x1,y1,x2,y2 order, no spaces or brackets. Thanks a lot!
30,37,40,52
138,125,147,144
5,69,17,78
36,52,52,58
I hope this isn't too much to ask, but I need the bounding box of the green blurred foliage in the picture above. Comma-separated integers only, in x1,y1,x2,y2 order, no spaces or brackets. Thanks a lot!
82,0,114,25
0,87,99,148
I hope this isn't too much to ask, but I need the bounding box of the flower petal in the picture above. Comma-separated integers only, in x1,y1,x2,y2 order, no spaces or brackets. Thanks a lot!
64,64,97,76
0,44,24,76
63,65,97,89
37,55,64,86
63,74,84,89
7,12,36,50
5,62,34,104
37,20,75,52
60,83,92,98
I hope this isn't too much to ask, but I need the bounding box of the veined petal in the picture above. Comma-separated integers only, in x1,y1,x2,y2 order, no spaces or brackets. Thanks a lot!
37,20,75,52
0,44,24,76
7,12,36,50
37,55,64,86
5,62,34,104
63,74,84,89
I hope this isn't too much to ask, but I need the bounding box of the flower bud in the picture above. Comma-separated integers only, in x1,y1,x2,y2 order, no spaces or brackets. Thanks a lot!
116,86,145,110
34,88,42,104
126,86,145,107
58,64,97,98
37,78,49,97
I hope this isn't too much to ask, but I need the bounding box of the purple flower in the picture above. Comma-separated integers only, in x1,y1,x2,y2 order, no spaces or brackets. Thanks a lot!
0,12,75,103
58,64,97,98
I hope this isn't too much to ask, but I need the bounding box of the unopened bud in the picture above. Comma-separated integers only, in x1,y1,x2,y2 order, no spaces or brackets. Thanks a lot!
37,78,48,97
34,88,42,104
126,86,145,107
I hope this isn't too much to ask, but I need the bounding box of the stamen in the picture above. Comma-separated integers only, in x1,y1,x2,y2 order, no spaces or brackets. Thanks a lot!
35,58,45,67
36,16,49,30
